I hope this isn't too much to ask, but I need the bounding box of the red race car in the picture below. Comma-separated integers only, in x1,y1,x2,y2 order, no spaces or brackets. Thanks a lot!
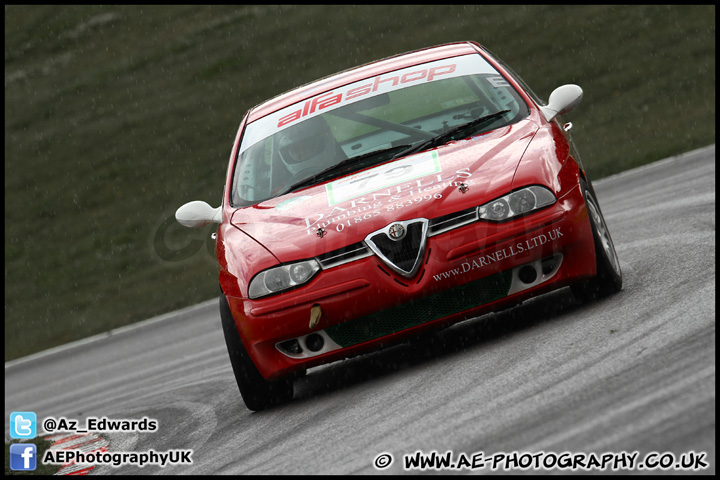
176,41,622,411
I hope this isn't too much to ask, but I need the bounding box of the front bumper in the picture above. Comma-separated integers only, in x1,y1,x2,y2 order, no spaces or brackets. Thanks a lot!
225,183,595,380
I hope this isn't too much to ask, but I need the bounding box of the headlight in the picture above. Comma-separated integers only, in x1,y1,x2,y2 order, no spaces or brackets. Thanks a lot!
478,186,555,221
248,259,321,299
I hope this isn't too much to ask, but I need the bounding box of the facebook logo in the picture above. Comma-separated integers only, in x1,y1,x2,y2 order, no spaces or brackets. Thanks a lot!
10,411,37,439
10,443,37,471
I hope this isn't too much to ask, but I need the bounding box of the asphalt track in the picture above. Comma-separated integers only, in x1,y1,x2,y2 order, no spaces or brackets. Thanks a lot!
5,145,715,475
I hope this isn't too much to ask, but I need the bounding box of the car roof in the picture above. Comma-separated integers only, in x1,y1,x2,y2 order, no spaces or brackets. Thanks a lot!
246,41,484,123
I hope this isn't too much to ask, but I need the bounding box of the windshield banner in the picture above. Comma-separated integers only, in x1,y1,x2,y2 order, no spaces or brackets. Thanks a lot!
241,54,496,153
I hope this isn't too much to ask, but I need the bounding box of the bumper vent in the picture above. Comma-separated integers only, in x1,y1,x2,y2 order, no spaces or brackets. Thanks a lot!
325,269,512,348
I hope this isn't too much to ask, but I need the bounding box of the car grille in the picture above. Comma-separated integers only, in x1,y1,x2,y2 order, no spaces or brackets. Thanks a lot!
366,221,425,275
316,242,372,269
324,269,512,348
316,208,479,271
428,207,478,236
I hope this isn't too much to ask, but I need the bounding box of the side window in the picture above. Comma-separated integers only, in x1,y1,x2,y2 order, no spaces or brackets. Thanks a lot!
235,140,272,202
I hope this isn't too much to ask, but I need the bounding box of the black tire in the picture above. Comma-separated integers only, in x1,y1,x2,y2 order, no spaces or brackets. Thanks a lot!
571,179,623,303
219,294,293,411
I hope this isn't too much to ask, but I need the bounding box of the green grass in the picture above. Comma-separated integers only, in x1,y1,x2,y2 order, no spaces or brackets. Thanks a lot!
4,5,715,361
5,438,60,475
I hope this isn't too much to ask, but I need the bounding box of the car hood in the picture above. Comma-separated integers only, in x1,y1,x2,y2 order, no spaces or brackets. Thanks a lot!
232,119,539,262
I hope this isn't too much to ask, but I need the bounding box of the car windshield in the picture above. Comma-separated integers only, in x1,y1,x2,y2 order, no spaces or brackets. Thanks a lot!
232,53,528,207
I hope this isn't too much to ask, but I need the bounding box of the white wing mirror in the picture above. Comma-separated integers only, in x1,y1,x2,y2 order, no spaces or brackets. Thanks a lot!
175,201,222,228
540,84,583,122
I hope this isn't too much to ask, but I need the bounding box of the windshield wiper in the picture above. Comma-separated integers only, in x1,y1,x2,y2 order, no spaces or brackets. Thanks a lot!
279,144,412,195
392,109,511,160
278,110,510,195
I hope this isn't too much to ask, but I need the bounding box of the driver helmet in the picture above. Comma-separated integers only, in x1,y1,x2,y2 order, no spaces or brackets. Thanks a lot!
277,115,338,176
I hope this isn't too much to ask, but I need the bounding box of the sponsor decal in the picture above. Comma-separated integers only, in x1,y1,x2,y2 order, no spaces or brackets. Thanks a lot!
302,166,472,235
277,63,459,128
275,195,313,211
326,151,441,205
433,227,564,282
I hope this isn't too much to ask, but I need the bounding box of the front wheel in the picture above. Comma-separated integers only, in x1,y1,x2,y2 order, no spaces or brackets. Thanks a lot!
219,294,293,411
571,179,623,303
